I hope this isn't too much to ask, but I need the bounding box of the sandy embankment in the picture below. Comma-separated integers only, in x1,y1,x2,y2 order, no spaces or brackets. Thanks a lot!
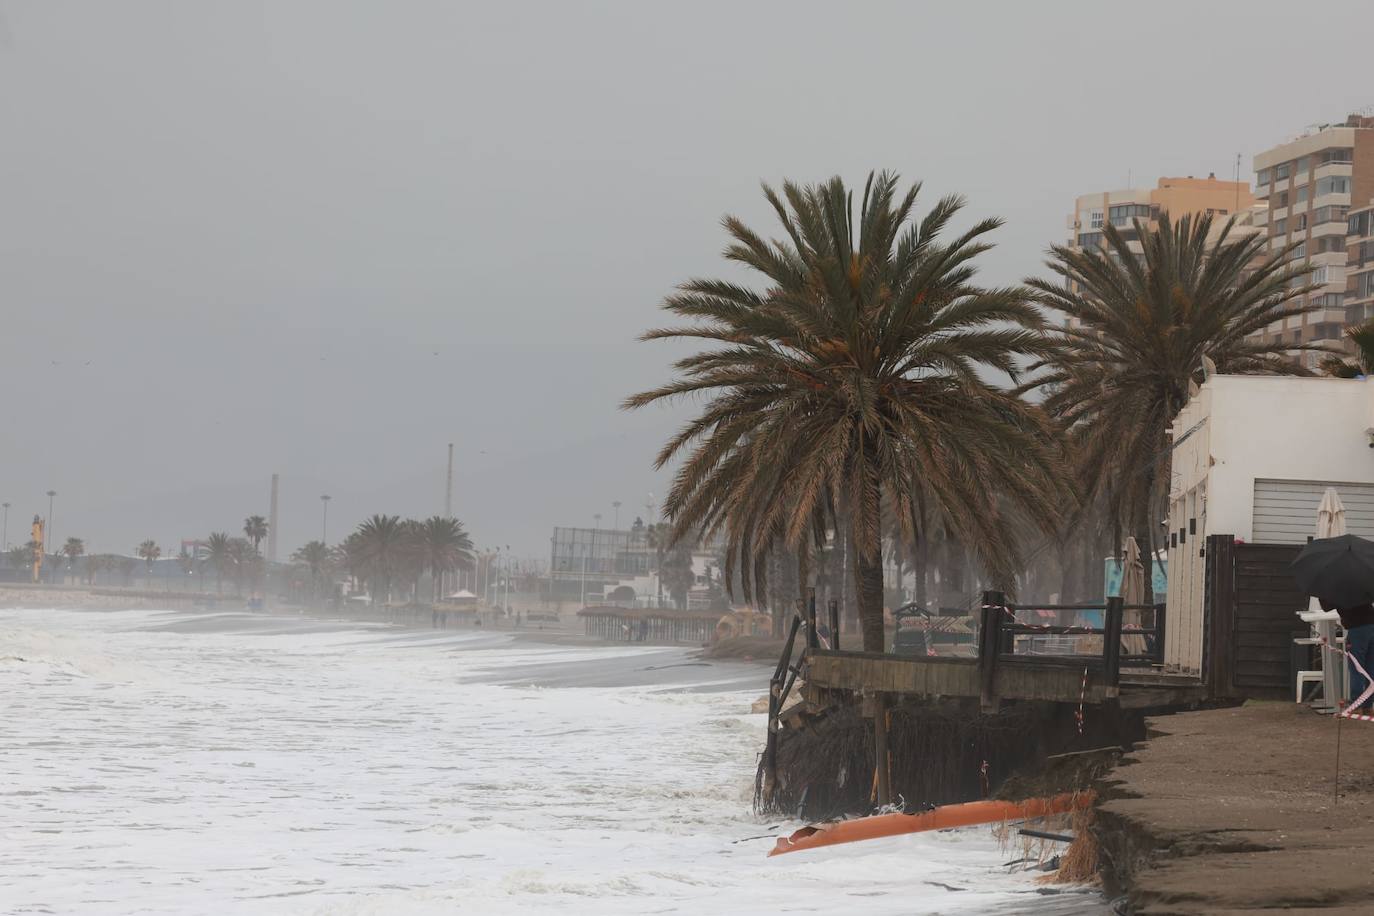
1098,703,1374,914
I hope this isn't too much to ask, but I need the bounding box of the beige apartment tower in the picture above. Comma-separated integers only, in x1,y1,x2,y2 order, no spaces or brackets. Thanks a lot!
1063,175,1259,331
1252,115,1374,365
1067,175,1256,255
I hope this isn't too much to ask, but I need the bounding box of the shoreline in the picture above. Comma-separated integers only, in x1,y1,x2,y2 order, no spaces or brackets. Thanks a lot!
1096,703,1374,914
0,587,776,686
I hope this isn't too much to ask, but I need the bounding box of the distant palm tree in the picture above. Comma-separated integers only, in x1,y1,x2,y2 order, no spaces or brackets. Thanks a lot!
61,537,84,585
1025,211,1320,573
137,539,161,572
659,539,696,611
397,519,427,603
204,532,232,594
352,514,407,606
243,516,268,556
5,544,29,572
1322,320,1374,378
412,516,475,603
645,523,671,608
291,540,333,602
627,171,1064,650
339,531,367,594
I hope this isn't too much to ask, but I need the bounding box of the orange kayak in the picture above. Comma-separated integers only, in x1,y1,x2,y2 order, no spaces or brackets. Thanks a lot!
768,792,1092,857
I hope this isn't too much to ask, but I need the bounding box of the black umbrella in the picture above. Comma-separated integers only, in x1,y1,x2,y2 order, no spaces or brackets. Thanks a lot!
1291,534,1374,609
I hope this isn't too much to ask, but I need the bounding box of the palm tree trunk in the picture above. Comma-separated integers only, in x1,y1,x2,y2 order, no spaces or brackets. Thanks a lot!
913,536,928,609
854,532,885,652
854,443,886,652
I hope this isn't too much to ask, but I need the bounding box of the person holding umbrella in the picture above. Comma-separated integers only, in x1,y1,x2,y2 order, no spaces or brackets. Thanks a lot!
1293,534,1374,711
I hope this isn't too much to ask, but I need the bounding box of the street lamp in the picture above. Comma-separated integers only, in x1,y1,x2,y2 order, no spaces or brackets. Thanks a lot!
612,500,621,532
320,494,331,544
1,502,9,551
503,546,512,615
46,490,56,581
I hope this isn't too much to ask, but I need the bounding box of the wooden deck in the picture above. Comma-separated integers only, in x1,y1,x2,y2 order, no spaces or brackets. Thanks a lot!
804,649,1206,709
782,592,1208,715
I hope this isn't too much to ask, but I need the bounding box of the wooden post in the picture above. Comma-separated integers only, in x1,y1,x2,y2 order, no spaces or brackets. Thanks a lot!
1153,601,1166,667
1206,534,1237,698
806,588,819,650
762,615,802,804
828,598,840,651
978,590,1005,712
1103,595,1124,698
872,693,891,807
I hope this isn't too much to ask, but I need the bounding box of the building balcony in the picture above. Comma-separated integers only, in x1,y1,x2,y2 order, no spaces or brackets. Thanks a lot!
1307,308,1349,325
1313,192,1350,211
1313,161,1354,182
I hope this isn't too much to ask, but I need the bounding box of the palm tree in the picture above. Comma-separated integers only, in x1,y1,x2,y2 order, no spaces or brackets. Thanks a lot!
397,519,427,603
137,539,161,572
5,544,29,572
62,537,84,585
243,516,268,556
340,531,368,595
645,523,671,608
660,539,696,610
204,532,232,594
626,172,1065,651
291,540,333,602
1321,320,1374,377
412,516,475,603
1025,211,1321,577
352,514,407,606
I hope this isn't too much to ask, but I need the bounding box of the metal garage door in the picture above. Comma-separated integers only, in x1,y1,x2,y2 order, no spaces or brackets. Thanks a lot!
1252,479,1374,543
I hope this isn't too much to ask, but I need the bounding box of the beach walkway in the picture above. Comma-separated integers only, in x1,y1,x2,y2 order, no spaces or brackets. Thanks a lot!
1102,703,1374,914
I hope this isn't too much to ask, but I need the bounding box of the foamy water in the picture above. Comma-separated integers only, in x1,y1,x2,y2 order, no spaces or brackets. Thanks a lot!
0,608,1104,914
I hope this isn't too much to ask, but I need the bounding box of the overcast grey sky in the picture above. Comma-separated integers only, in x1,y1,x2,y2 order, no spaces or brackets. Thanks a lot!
2,1,1372,561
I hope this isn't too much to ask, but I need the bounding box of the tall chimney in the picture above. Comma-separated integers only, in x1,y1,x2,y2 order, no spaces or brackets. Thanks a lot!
268,473,279,562
445,443,454,519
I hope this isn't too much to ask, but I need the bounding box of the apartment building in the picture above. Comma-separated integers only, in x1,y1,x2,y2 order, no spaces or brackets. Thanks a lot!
1067,175,1255,252
1252,115,1374,366
1063,175,1259,330
1347,200,1374,329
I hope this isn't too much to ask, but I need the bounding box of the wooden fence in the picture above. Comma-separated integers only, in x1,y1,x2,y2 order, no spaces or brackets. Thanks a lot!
1204,535,1307,700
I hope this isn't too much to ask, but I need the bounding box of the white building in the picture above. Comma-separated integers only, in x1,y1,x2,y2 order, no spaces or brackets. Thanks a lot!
1165,375,1374,674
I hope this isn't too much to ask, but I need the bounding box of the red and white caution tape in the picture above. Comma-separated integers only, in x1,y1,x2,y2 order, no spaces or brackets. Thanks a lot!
1075,667,1088,735
1318,638,1374,718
